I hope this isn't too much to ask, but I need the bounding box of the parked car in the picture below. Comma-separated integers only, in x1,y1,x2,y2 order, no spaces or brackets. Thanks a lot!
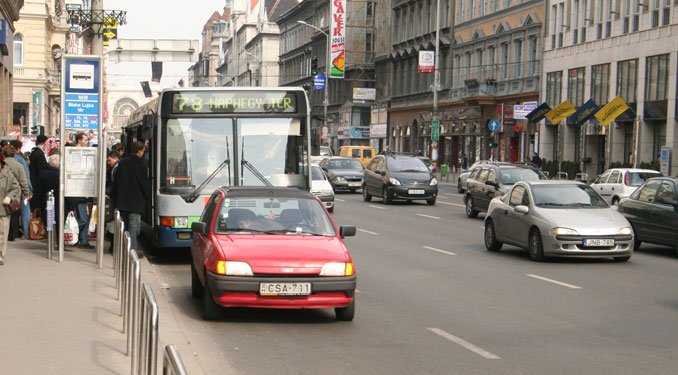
617,177,678,255
484,180,634,262
362,153,438,205
311,165,335,213
590,168,662,205
464,163,546,218
457,160,496,193
190,186,357,321
319,157,364,193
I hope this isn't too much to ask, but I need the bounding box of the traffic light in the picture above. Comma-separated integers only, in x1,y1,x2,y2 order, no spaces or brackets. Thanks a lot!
487,138,496,149
311,56,318,76
30,126,38,135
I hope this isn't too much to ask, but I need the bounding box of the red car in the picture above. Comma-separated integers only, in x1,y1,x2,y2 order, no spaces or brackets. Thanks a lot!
190,187,357,321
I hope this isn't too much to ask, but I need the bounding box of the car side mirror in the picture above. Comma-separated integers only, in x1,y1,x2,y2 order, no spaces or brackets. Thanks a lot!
514,205,529,215
339,225,356,238
191,221,208,236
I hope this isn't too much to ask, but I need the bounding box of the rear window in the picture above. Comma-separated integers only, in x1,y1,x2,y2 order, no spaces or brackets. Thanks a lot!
499,168,541,185
311,166,326,180
386,157,429,172
352,149,361,158
327,159,363,170
628,172,661,186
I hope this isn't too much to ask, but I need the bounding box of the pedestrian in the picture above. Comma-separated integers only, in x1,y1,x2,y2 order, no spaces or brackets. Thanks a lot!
37,154,61,239
627,152,635,167
105,150,120,253
2,145,31,241
112,141,150,256
531,152,542,168
461,153,469,170
29,135,49,210
10,140,32,240
69,132,94,249
0,152,21,265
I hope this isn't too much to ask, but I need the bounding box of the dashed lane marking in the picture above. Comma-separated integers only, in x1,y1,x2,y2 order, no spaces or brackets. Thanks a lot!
417,214,441,220
438,202,466,207
422,246,456,256
369,205,387,210
358,228,379,235
427,328,501,359
526,274,582,289
335,198,345,202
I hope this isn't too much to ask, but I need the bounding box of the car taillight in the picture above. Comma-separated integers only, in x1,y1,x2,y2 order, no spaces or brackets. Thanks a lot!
624,173,630,186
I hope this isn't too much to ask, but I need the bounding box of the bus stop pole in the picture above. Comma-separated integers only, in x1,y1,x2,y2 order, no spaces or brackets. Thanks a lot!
96,128,106,268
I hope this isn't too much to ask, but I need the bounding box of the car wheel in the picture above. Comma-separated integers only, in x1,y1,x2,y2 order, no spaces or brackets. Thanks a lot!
362,185,372,202
426,197,436,205
335,300,355,321
611,197,619,206
484,220,503,252
528,229,546,262
350,189,356,193
465,196,478,218
457,179,463,193
202,275,222,321
191,261,203,299
383,187,392,205
613,256,631,262
328,206,334,213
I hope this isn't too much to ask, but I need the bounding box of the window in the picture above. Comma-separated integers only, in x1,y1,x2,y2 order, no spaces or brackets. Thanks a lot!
509,185,527,207
500,43,509,79
617,59,638,103
13,33,24,66
546,71,562,107
468,0,475,20
478,168,490,183
652,0,661,27
662,0,670,26
514,39,523,78
366,1,373,17
609,170,621,184
476,49,484,78
591,64,610,106
527,37,538,76
645,54,669,101
656,182,677,204
595,170,611,184
568,67,586,106
637,180,661,203
488,46,496,78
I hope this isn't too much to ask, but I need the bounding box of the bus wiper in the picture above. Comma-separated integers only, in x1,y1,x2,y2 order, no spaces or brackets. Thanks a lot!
240,136,273,187
185,137,231,203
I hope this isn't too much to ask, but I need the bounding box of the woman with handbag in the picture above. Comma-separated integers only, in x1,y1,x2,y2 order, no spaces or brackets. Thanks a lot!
0,153,21,265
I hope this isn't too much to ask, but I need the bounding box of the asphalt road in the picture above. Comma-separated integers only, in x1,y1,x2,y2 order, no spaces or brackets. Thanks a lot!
150,184,678,375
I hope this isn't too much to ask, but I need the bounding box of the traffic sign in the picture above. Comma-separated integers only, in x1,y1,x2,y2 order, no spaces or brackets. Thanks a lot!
431,119,440,141
488,119,500,132
314,74,325,90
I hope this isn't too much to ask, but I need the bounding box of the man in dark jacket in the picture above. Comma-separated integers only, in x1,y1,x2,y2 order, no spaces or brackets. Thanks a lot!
29,135,49,210
112,141,150,255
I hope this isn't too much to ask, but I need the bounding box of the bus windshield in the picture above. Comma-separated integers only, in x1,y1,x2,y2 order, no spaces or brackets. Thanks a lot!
161,117,308,195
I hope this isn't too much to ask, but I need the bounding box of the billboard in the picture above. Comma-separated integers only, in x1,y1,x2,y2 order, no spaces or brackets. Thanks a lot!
330,0,346,79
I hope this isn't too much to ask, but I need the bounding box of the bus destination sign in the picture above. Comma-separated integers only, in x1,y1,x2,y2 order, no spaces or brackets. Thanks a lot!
171,91,298,114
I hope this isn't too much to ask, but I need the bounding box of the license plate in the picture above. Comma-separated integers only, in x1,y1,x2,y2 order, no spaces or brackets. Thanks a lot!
259,282,311,296
409,189,425,195
584,238,614,246
348,182,361,187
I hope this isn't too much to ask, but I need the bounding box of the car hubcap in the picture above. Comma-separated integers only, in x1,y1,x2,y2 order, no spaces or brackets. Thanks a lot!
466,199,473,214
485,225,493,245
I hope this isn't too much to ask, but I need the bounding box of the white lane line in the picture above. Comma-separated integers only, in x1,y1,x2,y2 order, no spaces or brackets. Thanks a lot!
427,328,501,359
444,193,464,197
439,195,449,199
358,228,379,235
417,214,441,220
423,246,456,256
526,274,582,290
335,198,346,202
438,202,466,207
369,205,387,210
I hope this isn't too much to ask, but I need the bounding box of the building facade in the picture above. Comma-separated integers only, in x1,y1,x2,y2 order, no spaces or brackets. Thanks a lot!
388,0,544,168
189,7,231,87
539,0,678,177
12,0,67,137
1,0,24,136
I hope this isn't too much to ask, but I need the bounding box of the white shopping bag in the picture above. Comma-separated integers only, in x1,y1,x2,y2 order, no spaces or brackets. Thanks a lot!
64,211,79,246
88,205,97,239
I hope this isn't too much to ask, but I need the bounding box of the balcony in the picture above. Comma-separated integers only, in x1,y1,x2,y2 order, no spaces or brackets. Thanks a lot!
449,61,541,102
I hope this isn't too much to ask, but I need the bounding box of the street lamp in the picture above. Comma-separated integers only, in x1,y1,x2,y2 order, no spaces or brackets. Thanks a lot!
297,20,330,143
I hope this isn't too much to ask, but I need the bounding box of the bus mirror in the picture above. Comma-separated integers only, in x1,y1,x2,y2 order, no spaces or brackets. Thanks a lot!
142,114,155,126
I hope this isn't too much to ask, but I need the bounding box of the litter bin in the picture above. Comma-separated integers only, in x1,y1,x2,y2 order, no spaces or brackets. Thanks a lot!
441,164,448,177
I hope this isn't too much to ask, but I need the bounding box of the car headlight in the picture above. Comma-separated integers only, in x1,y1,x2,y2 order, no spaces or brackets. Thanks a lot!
617,227,633,235
389,177,401,185
334,176,347,182
216,261,253,276
430,178,438,186
321,189,335,196
549,227,579,236
175,217,188,227
319,262,354,276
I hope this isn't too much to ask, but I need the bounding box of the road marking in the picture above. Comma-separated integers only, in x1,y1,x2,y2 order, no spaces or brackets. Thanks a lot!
417,214,441,219
438,202,466,207
335,198,345,202
427,328,501,359
358,228,379,235
526,274,582,290
444,193,464,197
423,246,456,256
369,205,387,210
439,195,449,199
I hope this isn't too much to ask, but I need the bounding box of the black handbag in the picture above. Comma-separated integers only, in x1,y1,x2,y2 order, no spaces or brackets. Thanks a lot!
4,198,20,213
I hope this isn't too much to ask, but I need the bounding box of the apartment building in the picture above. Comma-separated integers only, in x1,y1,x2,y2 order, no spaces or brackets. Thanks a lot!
539,0,678,177
188,7,231,87
388,0,544,167
1,0,24,136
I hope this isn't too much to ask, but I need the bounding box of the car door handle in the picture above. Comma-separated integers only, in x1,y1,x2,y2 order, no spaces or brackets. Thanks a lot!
611,187,615,191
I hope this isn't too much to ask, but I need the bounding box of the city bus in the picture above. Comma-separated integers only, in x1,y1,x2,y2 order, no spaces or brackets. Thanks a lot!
122,87,312,251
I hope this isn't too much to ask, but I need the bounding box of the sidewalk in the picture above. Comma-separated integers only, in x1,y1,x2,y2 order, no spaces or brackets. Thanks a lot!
0,239,208,375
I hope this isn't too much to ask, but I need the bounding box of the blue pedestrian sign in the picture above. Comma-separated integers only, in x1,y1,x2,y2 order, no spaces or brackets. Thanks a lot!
314,74,325,90
488,119,500,132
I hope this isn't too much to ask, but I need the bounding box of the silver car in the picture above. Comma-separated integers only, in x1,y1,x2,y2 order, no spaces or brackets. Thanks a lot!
484,180,634,262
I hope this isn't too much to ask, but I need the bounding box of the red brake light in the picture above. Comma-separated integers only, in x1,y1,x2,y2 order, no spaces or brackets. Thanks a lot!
624,173,630,186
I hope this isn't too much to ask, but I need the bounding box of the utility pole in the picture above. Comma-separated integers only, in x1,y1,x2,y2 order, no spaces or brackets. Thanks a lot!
297,20,330,146
431,0,442,162
91,0,103,55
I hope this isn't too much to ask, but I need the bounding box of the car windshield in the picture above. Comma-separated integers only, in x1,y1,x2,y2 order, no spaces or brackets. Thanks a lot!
629,172,661,186
499,168,542,185
327,159,363,170
319,146,332,156
386,157,429,172
215,196,336,236
311,166,326,180
531,185,608,208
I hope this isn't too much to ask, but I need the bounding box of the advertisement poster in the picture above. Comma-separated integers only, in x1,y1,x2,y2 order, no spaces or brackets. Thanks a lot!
330,0,346,79
418,51,434,73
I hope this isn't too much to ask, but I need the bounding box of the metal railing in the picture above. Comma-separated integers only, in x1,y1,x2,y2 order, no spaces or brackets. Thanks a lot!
162,345,188,375
136,282,159,374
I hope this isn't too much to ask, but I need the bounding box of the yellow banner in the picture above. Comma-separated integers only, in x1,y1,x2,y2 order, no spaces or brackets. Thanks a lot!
594,96,630,126
545,100,576,124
